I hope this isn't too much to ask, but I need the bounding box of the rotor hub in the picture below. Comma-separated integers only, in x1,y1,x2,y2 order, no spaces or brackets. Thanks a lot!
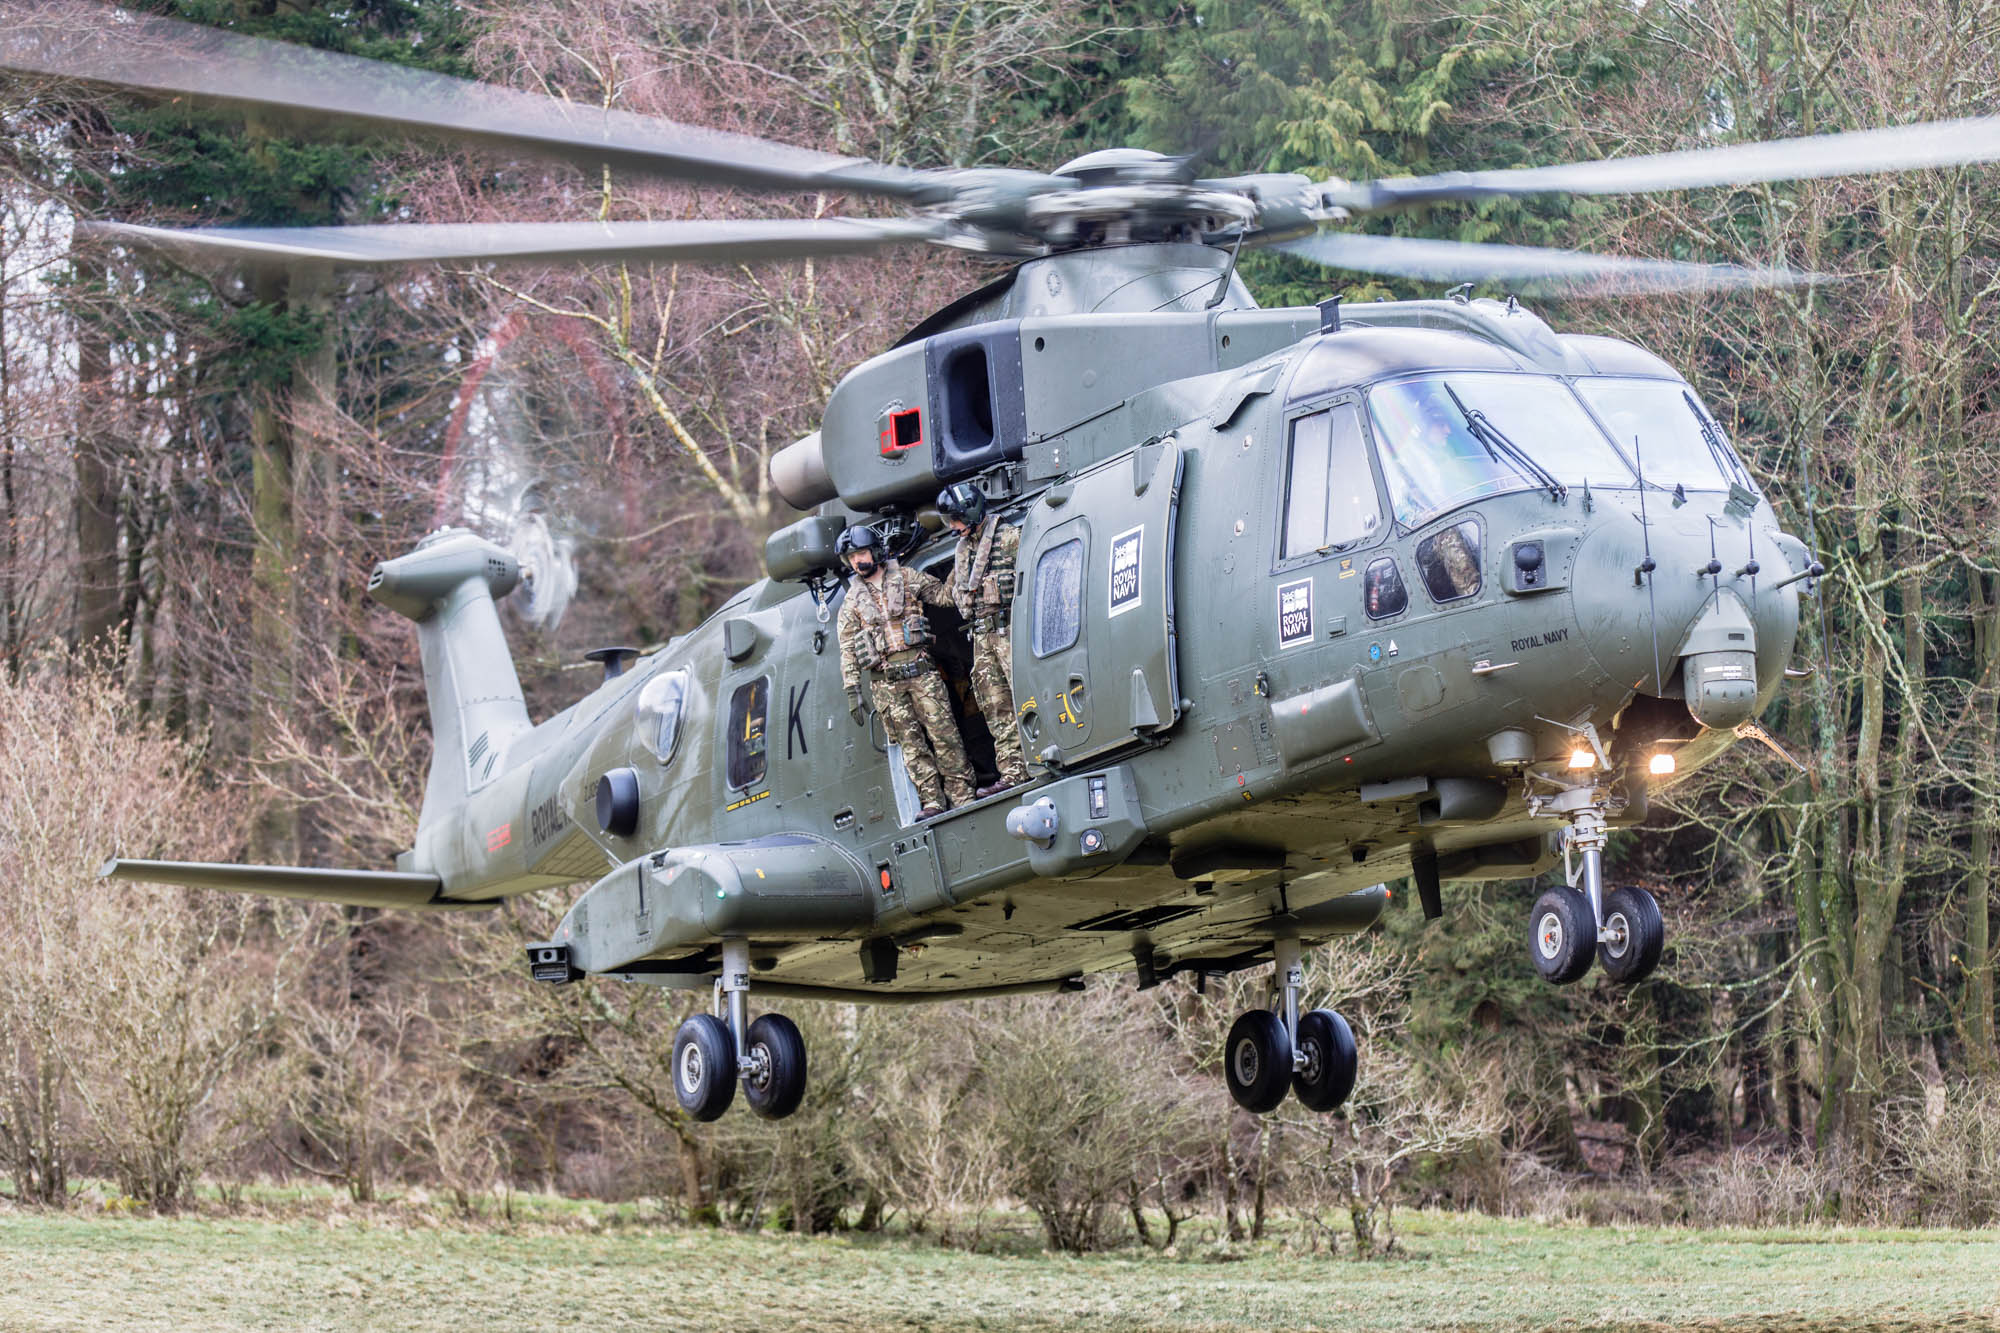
1025,184,1258,249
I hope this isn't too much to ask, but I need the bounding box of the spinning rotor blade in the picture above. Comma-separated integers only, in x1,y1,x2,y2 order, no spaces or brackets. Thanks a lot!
1328,115,2000,212
79,215,951,269
0,3,938,202
1276,231,1818,293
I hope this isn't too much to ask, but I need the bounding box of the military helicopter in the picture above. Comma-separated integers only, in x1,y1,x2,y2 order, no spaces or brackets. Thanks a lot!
16,7,1995,1122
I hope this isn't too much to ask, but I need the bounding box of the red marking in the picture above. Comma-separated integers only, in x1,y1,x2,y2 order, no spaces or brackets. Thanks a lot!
486,823,513,852
880,408,922,454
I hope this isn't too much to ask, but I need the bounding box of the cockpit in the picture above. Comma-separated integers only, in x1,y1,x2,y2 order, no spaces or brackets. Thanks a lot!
1295,365,1757,533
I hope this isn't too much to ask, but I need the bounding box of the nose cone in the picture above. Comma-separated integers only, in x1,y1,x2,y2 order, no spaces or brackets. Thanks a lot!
1570,501,1801,725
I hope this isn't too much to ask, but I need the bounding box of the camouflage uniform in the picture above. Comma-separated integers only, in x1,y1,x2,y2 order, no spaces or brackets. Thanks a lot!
952,515,1029,786
838,561,975,811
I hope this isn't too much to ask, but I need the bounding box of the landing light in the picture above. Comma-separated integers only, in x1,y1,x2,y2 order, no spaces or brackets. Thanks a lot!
1567,749,1596,771
1649,752,1678,776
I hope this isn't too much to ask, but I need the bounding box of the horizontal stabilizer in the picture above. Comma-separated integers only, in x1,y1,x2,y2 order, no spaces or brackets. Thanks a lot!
99,858,495,911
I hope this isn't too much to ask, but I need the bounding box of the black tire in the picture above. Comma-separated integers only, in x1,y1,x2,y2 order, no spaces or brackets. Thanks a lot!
1292,1008,1358,1113
1224,1009,1293,1114
1529,885,1595,985
672,1013,736,1121
742,1013,808,1120
1598,885,1665,983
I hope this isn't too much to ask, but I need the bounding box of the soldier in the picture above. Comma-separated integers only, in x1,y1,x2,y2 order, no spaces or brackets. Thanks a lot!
836,525,976,820
936,482,1029,796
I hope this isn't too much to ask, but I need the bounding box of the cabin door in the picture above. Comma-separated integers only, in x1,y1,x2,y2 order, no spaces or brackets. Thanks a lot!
1013,437,1186,769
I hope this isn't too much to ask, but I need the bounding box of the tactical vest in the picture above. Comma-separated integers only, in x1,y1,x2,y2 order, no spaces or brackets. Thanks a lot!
953,517,1016,621
848,565,933,671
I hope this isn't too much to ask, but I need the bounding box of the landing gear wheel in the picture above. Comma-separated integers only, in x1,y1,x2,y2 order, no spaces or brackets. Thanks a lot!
1598,885,1665,983
1224,1010,1293,1113
741,1013,808,1120
1292,1009,1358,1112
1529,885,1596,985
672,1013,736,1122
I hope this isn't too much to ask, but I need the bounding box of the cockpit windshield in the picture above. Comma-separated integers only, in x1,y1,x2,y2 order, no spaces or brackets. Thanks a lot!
1572,377,1753,493
1367,373,1635,528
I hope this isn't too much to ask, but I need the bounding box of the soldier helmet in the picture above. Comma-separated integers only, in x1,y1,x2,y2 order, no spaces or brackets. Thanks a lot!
837,525,880,558
936,482,987,527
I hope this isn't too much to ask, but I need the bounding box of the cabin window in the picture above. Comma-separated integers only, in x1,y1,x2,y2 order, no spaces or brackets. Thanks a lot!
725,676,769,790
637,668,691,763
1282,403,1382,559
1415,520,1483,603
1364,557,1408,620
1032,538,1085,657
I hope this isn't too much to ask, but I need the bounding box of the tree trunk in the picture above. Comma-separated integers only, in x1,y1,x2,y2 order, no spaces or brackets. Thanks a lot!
1967,568,1999,1072
246,266,331,863
71,254,123,661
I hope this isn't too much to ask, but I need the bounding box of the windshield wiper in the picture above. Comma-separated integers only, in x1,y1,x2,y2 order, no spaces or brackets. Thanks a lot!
1442,383,1567,502
1682,390,1751,489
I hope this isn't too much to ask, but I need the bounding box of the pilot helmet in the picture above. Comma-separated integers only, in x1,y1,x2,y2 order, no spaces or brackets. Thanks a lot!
935,482,987,528
837,525,881,562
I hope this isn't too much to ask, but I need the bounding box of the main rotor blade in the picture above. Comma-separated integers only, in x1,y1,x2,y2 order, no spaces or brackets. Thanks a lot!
1275,231,1819,293
78,216,952,270
0,2,940,202
1329,115,2000,212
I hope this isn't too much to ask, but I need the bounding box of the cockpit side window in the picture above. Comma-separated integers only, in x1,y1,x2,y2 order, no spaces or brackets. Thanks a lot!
1416,519,1483,603
725,676,769,790
637,668,691,763
1281,403,1383,559
1364,557,1408,620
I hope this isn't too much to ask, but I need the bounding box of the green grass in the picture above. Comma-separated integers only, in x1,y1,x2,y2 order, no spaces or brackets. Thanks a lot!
3,1199,1998,1332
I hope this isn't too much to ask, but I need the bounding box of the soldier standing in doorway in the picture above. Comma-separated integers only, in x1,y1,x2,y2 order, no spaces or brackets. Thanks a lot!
937,483,1030,796
836,525,976,820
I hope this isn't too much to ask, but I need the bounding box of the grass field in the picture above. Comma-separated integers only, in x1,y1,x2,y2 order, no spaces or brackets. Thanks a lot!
5,1197,1998,1332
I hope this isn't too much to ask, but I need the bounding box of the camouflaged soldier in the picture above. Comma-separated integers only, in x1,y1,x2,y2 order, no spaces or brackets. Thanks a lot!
937,483,1029,795
836,525,975,819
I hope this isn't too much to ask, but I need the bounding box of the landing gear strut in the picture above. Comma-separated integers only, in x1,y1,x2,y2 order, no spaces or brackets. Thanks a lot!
672,938,809,1121
1527,787,1665,986
1223,938,1359,1115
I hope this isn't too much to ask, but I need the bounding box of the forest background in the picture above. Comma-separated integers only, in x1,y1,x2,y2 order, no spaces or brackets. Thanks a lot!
3,0,1999,1259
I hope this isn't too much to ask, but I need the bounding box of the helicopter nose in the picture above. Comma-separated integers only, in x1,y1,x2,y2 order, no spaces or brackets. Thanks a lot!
1569,504,1802,729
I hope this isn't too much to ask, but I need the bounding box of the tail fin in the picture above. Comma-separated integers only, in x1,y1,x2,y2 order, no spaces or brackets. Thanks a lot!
369,528,530,826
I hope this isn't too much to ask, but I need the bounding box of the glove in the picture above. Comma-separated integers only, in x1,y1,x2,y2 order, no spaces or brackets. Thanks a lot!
847,691,870,727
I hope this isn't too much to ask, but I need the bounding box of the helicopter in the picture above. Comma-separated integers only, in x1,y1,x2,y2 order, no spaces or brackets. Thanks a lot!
14,7,1991,1123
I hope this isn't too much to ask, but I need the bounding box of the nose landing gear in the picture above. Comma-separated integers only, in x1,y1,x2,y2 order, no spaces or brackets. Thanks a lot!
671,938,810,1121
1527,788,1666,986
1223,938,1361,1115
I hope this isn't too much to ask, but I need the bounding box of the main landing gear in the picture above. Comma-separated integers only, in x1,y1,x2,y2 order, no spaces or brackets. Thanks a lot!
1527,790,1665,987
672,939,809,1121
1223,938,1359,1115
